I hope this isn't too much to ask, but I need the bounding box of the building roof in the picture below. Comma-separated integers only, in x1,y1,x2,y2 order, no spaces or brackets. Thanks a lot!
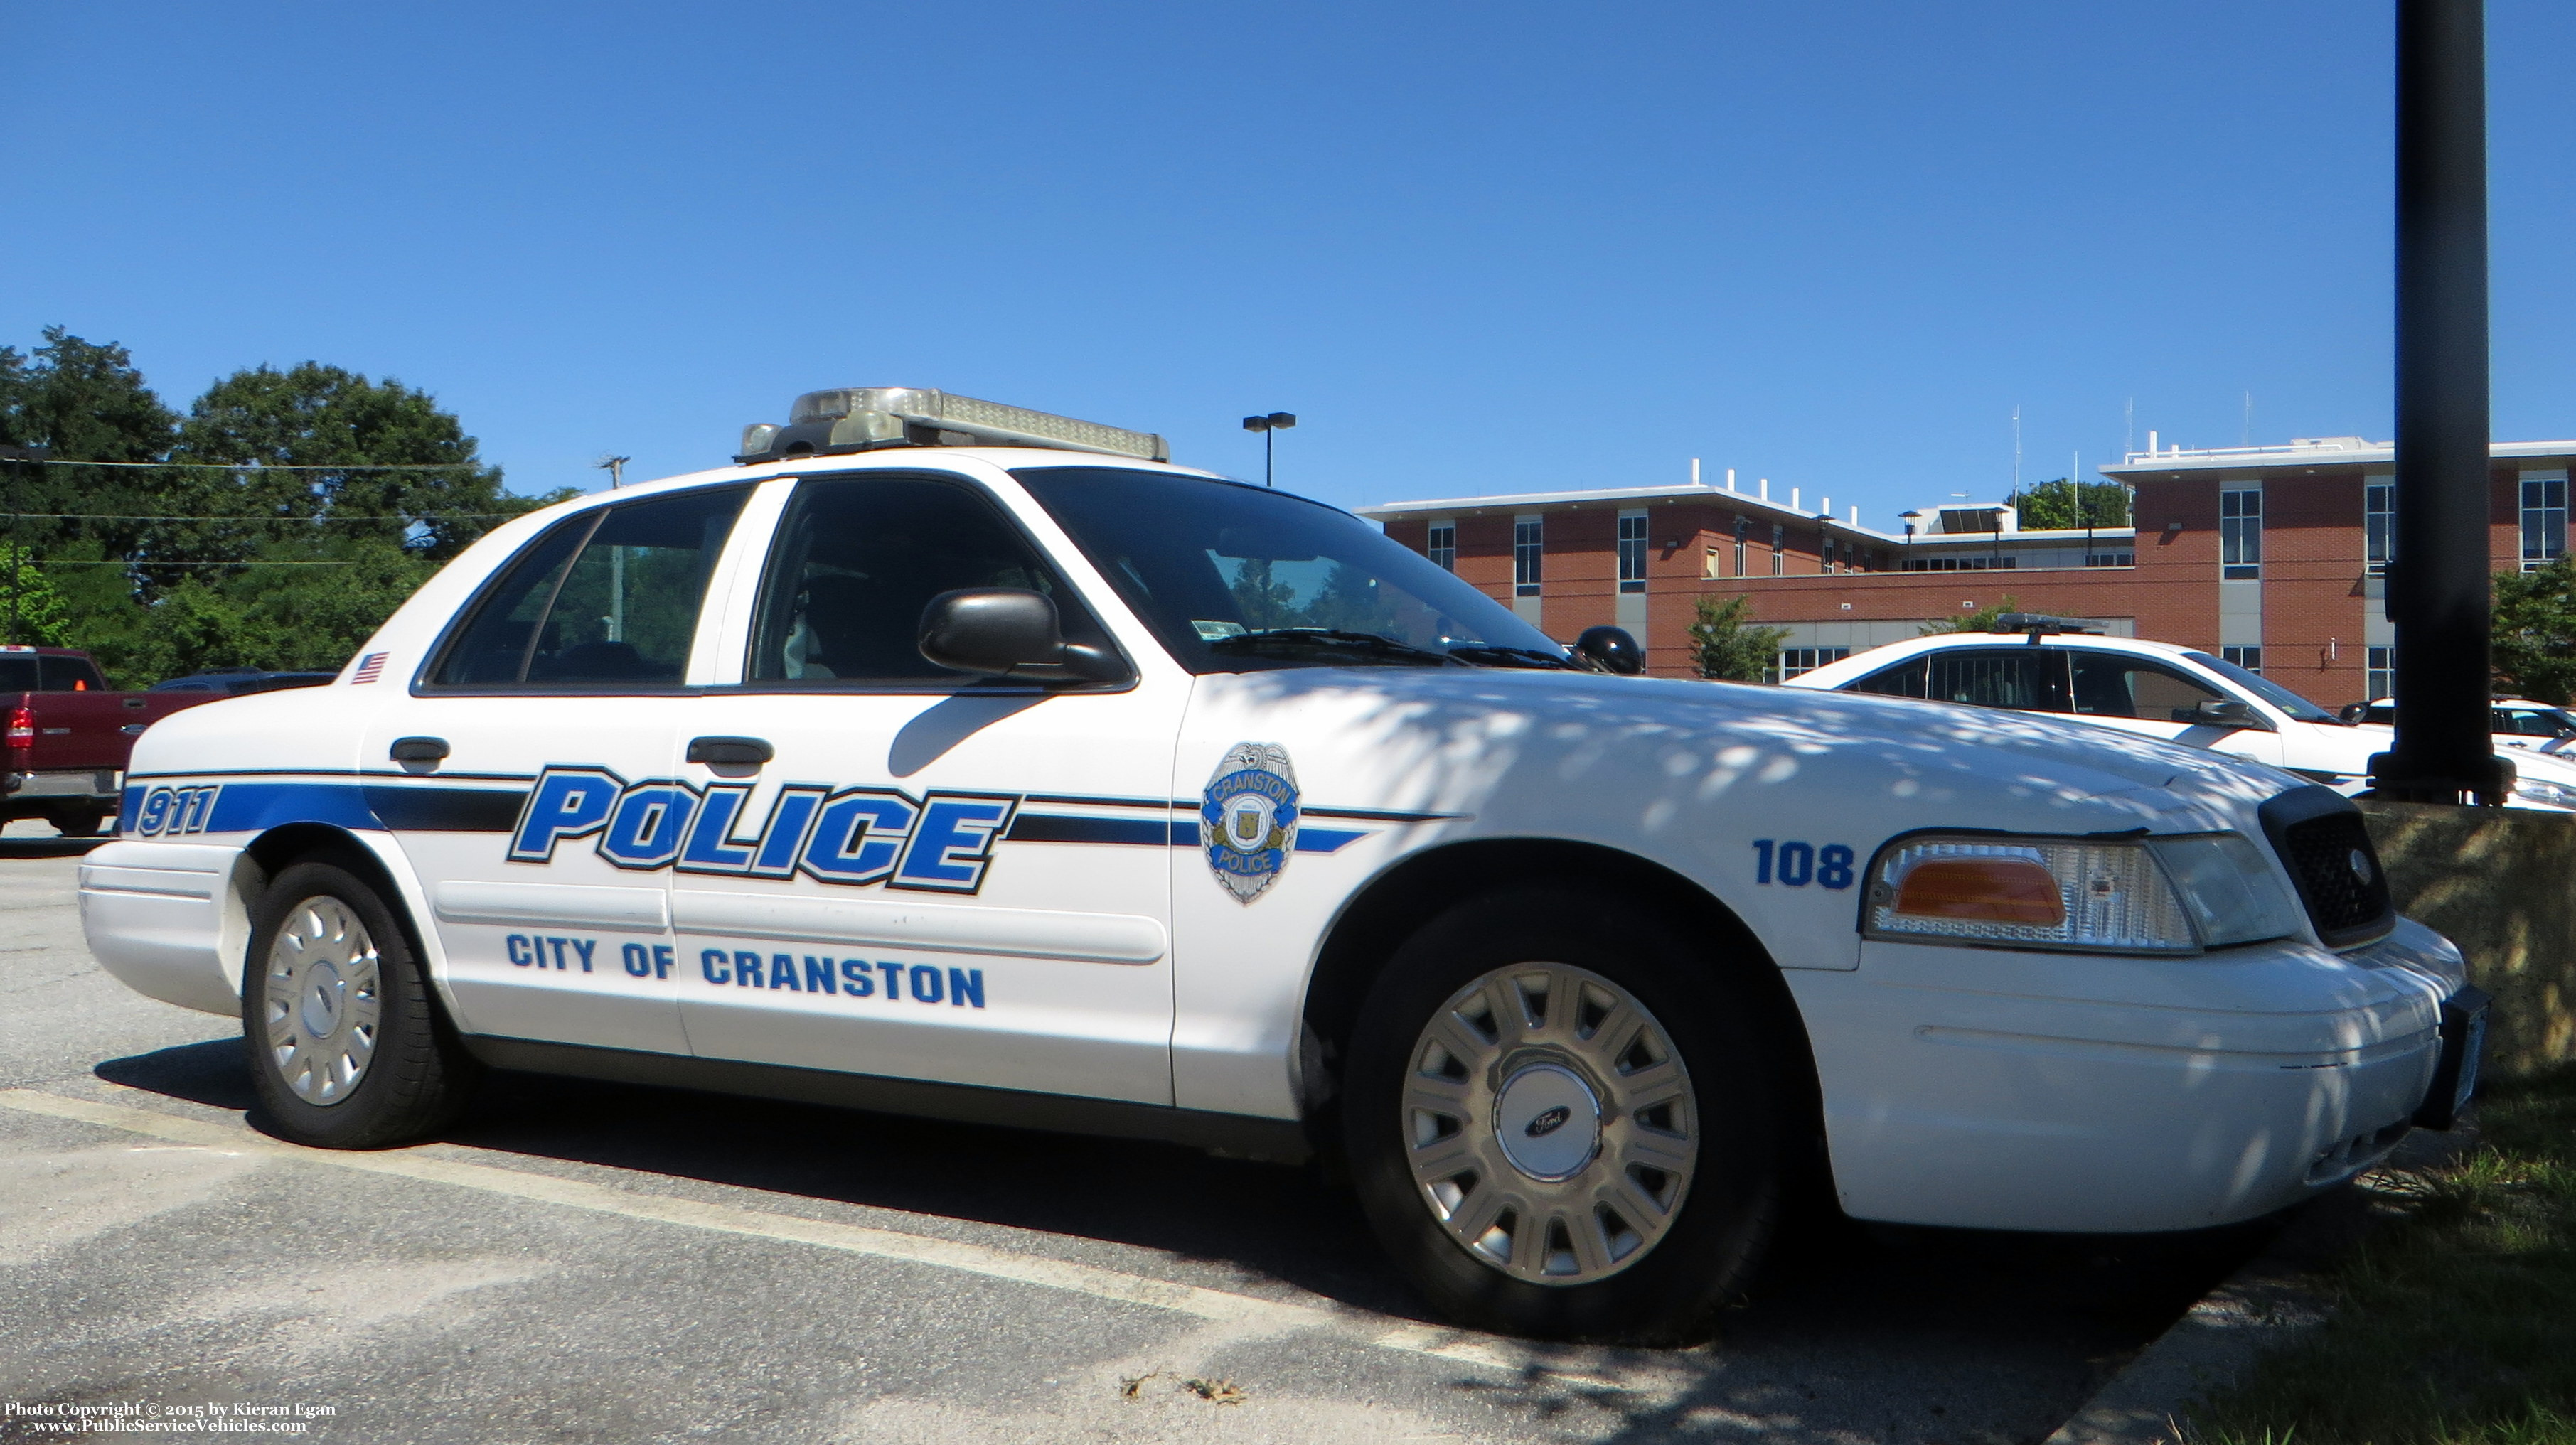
2102,437,2576,478
1356,481,1897,539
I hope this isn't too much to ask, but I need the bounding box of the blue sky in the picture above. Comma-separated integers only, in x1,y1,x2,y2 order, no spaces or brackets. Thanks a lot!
6,2,2572,528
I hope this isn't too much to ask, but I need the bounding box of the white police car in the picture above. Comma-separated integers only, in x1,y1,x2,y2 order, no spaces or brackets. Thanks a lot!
1785,619,2576,812
80,390,2486,1343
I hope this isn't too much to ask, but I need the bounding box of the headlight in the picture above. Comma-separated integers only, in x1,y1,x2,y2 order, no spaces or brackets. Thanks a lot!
1864,832,2304,954
2511,777,2576,809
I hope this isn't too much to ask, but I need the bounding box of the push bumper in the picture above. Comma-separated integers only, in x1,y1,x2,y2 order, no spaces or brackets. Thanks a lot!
1790,918,2467,1233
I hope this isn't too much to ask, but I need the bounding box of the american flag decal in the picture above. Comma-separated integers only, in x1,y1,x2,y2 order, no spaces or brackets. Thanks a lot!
351,652,389,684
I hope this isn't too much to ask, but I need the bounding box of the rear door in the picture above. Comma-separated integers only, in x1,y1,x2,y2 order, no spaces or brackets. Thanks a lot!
360,485,752,1055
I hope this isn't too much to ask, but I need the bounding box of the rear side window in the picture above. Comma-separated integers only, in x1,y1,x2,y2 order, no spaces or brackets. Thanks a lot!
38,655,106,691
1848,648,2068,711
429,488,750,688
744,475,1113,687
0,657,36,692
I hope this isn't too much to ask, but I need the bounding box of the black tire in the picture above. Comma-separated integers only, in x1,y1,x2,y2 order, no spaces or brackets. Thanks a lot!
242,858,481,1148
1340,886,1787,1344
50,807,108,837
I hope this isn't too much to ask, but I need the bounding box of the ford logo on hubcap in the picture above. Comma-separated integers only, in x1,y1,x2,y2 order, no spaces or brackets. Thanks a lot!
1524,1105,1573,1138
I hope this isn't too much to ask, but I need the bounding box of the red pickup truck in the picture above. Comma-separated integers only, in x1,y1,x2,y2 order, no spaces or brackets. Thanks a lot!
4,646,220,836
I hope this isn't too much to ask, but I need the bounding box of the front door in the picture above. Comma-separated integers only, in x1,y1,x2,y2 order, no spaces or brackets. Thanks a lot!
363,484,752,1055
2063,649,2287,766
671,471,1182,1104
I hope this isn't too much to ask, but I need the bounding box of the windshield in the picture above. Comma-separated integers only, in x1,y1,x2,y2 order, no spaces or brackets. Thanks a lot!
1014,467,1571,672
2182,651,2341,724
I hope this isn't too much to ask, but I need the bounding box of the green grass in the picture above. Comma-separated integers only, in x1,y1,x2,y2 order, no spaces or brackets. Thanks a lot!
2189,1065,2576,1445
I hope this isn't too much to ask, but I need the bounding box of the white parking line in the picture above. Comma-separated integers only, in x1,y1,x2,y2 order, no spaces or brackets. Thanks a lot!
0,1087,1625,1389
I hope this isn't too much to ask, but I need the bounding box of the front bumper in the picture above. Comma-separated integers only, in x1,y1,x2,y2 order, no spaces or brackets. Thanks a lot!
1790,918,2464,1233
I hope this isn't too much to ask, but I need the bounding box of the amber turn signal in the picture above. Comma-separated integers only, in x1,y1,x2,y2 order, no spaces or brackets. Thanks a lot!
1892,857,2067,926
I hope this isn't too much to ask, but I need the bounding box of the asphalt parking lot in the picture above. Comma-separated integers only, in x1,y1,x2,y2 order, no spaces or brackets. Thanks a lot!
0,820,2270,1444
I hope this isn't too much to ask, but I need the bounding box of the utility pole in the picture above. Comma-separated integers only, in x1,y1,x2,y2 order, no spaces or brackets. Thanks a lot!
2371,0,2508,805
595,455,629,489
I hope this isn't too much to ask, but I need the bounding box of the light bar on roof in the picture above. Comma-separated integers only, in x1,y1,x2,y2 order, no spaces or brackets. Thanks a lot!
737,387,1168,464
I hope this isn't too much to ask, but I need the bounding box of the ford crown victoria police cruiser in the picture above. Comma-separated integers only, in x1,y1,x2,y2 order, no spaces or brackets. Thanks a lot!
82,390,2489,1343
1784,619,2576,812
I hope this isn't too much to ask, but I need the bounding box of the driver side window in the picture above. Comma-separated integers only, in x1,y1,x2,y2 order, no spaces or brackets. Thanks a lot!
745,475,1112,687
2067,652,2227,721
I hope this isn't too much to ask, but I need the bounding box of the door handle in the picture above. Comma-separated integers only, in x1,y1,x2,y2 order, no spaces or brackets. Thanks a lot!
389,736,451,763
688,736,773,766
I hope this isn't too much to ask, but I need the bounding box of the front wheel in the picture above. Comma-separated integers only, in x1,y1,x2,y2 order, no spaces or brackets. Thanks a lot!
242,859,481,1148
1341,888,1786,1343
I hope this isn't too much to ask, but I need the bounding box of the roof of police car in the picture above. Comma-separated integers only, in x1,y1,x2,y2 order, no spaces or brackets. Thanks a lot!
488,448,1289,535
1786,629,2212,682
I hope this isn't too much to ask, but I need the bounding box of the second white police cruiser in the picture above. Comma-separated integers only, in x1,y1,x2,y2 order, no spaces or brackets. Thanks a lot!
1784,622,2576,812
82,389,2488,1343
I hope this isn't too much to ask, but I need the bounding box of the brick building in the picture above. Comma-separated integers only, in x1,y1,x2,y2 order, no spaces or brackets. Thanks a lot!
1357,437,2576,708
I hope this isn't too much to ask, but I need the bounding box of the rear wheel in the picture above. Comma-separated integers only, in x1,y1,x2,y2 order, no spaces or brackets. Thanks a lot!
1342,888,1785,1343
243,859,481,1148
49,807,107,837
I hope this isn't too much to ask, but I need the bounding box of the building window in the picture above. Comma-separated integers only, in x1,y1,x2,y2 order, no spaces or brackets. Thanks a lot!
1770,523,1785,576
1733,517,1749,577
1618,511,1648,593
2364,480,2395,576
2085,549,2134,567
2522,476,2567,570
1768,646,1850,684
1513,518,1543,596
1427,522,1455,572
1902,555,2019,571
1701,547,1721,580
2222,645,2262,674
2220,486,2261,579
2368,645,2394,701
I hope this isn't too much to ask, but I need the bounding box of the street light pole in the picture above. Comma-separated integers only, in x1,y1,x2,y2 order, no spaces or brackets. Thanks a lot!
2371,0,2507,805
1241,412,1295,487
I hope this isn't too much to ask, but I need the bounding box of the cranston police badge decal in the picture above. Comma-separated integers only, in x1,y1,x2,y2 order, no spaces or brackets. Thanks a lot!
1202,742,1300,903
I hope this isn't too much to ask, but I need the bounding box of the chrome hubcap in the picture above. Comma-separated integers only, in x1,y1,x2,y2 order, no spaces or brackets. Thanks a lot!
1401,963,1697,1286
264,896,382,1107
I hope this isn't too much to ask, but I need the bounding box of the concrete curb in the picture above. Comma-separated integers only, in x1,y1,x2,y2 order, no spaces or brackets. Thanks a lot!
2041,1119,2477,1445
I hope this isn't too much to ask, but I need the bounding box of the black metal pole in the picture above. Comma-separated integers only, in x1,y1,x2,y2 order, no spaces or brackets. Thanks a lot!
1265,427,1275,488
2371,0,2509,805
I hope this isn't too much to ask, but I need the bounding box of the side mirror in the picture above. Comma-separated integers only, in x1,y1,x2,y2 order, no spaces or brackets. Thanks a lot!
1574,625,1644,675
2184,699,2271,730
917,589,1127,684
2338,702,2368,725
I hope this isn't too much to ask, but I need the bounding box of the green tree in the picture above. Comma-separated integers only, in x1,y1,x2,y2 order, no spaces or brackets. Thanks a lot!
2493,559,2576,704
1689,594,1790,682
2006,478,2132,530
0,543,72,645
1920,593,2021,635
0,328,181,566
159,362,545,582
1,329,571,684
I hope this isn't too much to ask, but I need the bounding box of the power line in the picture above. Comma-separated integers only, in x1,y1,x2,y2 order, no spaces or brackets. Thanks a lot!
32,559,366,567
1,511,515,522
0,457,489,471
